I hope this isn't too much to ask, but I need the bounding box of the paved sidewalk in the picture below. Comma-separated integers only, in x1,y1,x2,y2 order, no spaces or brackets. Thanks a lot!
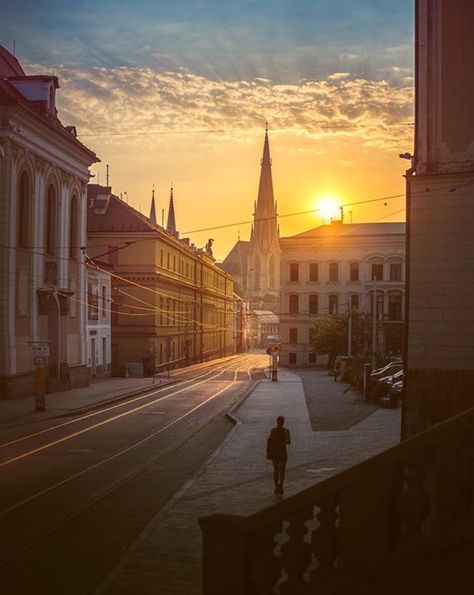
0,374,175,432
96,369,401,595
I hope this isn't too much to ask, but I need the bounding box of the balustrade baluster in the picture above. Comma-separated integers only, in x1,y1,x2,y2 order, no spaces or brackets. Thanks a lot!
279,507,313,595
249,520,282,595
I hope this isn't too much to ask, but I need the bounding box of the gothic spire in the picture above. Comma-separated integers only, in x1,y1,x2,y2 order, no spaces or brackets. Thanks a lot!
166,185,177,235
149,184,157,224
252,125,278,251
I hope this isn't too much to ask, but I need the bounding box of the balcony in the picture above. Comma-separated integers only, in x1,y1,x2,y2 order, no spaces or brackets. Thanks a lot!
200,405,474,594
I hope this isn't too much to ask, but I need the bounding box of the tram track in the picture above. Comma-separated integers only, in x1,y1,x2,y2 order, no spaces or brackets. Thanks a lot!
0,353,265,593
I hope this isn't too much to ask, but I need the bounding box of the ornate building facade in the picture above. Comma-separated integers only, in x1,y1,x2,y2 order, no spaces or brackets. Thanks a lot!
279,221,406,367
0,46,99,397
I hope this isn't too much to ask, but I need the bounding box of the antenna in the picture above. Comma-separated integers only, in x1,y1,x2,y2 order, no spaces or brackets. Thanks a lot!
12,40,16,56
106,164,109,187
162,209,165,227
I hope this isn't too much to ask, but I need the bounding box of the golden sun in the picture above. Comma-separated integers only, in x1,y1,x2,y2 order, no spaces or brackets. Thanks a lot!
317,196,342,222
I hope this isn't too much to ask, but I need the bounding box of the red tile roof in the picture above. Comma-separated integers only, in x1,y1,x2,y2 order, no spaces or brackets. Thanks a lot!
0,44,25,76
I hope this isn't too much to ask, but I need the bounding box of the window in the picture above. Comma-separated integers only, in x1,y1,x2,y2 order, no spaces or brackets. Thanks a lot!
371,263,384,281
309,327,317,343
388,293,402,321
289,328,298,344
329,294,338,314
329,263,339,282
173,255,176,271
101,286,107,316
167,253,170,269
269,256,276,288
350,294,359,310
289,294,299,314
309,263,318,282
254,256,261,290
390,263,402,281
371,291,384,319
350,262,359,281
69,195,79,259
290,263,299,282
308,352,317,364
46,185,57,256
309,294,318,315
88,284,98,322
289,353,297,365
18,172,30,248
160,249,164,267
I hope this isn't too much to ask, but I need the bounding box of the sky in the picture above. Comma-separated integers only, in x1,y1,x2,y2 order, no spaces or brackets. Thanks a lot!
1,0,414,259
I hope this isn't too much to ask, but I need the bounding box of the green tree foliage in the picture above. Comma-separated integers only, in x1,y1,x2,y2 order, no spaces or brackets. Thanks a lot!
309,310,371,364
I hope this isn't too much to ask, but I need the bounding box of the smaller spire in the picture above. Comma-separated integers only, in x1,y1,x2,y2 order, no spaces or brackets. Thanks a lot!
166,184,177,235
149,184,157,224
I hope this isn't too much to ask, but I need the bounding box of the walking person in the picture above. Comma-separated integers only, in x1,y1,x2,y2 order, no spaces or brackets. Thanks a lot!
267,416,291,495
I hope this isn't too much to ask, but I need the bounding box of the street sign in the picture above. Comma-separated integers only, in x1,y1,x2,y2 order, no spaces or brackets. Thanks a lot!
29,343,50,357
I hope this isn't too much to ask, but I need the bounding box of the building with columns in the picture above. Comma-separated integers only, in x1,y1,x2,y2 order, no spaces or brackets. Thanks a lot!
0,46,99,397
403,1,474,437
279,221,406,367
221,128,280,313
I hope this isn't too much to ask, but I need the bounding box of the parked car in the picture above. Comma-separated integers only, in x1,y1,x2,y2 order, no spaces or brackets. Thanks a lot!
369,369,404,402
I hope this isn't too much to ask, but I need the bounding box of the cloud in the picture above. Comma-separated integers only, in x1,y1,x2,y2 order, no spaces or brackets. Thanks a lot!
28,63,413,153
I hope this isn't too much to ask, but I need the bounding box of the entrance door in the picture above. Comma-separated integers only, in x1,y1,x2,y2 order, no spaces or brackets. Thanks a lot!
91,338,96,376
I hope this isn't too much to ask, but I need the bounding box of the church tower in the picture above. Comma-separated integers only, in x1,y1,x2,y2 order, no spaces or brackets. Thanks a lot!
246,126,280,306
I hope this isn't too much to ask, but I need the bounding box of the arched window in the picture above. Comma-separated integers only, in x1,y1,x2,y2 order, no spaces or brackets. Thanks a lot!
46,184,57,256
18,171,30,248
69,195,79,259
269,255,275,288
254,256,261,291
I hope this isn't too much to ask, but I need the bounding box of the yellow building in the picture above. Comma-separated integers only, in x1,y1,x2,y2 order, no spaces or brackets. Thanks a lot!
87,185,236,375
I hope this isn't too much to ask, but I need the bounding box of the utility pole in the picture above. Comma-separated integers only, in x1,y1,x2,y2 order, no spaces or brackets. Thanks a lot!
372,280,377,369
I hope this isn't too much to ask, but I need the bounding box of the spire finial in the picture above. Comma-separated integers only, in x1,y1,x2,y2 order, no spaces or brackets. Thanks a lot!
265,120,269,133
149,183,157,224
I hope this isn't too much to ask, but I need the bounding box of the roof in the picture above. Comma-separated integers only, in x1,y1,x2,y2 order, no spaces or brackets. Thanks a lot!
221,240,250,275
253,310,279,324
286,222,406,240
0,47,98,162
0,45,25,76
87,189,162,233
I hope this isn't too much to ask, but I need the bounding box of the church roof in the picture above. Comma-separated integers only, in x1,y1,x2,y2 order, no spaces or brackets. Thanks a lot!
220,240,250,276
166,186,177,235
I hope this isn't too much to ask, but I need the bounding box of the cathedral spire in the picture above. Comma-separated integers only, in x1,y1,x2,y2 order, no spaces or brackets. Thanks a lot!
149,184,157,224
166,185,177,235
251,125,278,251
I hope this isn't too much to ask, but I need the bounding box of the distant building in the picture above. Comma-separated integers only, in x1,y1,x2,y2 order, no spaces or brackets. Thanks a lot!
221,127,280,312
87,185,238,375
279,221,406,367
404,1,474,437
250,310,280,349
0,45,99,397
86,268,111,377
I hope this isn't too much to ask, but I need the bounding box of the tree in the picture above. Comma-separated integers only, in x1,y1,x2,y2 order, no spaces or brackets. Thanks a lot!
309,310,371,365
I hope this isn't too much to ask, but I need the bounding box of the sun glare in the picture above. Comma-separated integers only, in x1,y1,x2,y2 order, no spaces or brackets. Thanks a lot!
317,196,342,222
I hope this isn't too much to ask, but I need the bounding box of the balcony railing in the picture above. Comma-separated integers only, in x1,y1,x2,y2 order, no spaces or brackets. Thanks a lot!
200,405,474,594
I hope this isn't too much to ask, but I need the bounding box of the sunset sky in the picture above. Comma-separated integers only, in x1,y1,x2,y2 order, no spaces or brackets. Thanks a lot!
1,0,414,259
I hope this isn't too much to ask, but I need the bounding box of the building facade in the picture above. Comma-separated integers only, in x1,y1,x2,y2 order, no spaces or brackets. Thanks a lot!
86,268,111,377
0,46,99,397
87,185,237,376
279,221,406,367
403,0,474,437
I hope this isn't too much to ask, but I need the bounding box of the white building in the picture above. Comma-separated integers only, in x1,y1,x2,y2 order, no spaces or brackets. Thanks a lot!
0,46,99,397
86,268,111,377
279,221,406,367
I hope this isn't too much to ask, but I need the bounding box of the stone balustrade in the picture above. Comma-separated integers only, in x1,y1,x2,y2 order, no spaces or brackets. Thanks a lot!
200,405,474,594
